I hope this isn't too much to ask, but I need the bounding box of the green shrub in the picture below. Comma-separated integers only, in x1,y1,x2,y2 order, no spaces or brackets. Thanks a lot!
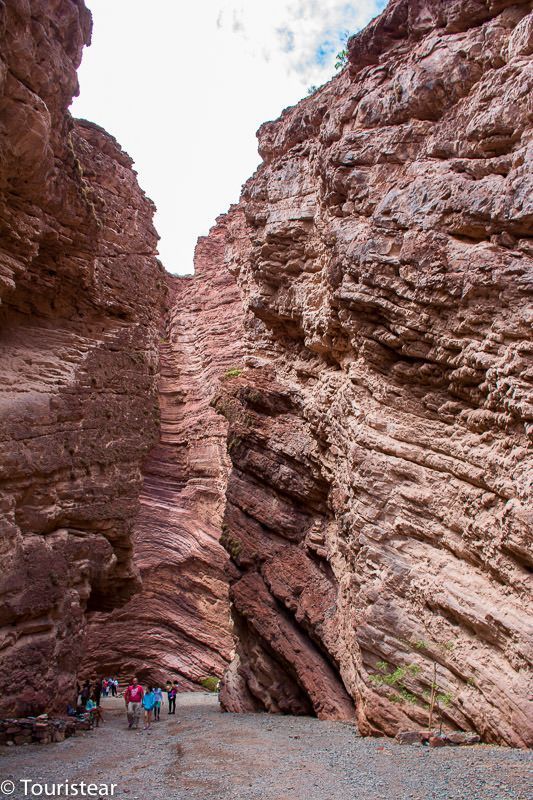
223,367,243,380
335,48,348,70
369,661,420,689
369,649,456,733
200,676,219,693
335,31,350,71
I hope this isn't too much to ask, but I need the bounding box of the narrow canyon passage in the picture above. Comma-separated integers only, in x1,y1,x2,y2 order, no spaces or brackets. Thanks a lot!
80,219,244,685
1,695,532,800
1,0,532,772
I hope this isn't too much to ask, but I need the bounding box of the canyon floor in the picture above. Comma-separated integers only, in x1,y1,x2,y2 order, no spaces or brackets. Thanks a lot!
1,695,532,800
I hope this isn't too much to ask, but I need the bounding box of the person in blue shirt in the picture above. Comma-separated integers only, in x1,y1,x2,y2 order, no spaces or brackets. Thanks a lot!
153,687,163,721
142,686,156,730
85,696,104,727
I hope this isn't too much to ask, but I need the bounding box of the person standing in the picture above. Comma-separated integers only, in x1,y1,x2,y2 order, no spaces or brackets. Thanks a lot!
80,680,90,707
169,682,177,715
166,681,175,715
111,678,118,697
124,677,144,729
153,687,162,721
142,686,155,730
93,678,102,707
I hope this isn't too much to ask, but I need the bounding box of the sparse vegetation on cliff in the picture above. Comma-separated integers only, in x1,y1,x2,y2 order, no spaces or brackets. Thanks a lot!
222,367,243,380
66,130,102,229
199,676,220,693
370,639,458,733
220,525,242,560
334,31,349,70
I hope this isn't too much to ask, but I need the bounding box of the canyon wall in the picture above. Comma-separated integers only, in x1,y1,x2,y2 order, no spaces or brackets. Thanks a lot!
1,0,531,748
0,0,165,715
81,215,244,687
216,0,533,746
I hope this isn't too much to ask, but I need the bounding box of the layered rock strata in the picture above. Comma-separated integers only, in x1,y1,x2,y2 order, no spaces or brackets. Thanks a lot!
0,0,165,715
2,0,531,749
217,0,533,747
81,215,244,687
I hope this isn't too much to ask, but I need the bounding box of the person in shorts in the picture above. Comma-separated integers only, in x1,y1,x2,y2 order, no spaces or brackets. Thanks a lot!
153,686,163,721
124,677,144,729
142,686,155,730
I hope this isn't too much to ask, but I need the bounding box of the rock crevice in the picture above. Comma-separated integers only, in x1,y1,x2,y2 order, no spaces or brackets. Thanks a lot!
81,214,245,686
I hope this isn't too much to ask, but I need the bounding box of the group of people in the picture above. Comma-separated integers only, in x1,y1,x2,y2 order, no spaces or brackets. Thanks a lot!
72,675,180,732
101,677,119,697
77,676,119,708
68,678,108,727
124,677,179,731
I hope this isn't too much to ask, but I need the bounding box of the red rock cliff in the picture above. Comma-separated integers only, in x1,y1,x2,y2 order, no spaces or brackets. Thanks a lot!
0,0,165,715
81,213,244,687
215,0,533,747
1,0,531,748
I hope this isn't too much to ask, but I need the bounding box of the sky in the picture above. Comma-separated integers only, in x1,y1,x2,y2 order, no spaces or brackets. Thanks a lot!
71,1,386,274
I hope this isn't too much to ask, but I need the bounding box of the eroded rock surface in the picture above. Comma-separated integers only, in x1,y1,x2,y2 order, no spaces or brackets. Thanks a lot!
1,0,531,748
0,0,165,715
216,0,533,746
81,215,244,687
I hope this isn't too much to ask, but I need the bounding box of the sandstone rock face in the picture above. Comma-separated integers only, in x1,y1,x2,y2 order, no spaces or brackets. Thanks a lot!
217,0,533,747
81,215,244,687
0,0,165,716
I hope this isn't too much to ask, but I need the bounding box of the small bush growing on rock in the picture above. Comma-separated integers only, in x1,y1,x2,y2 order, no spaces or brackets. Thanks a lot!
410,639,456,731
223,367,243,380
334,31,349,71
369,661,421,702
370,644,456,733
199,676,220,693
67,131,102,228
220,528,242,560
335,49,348,70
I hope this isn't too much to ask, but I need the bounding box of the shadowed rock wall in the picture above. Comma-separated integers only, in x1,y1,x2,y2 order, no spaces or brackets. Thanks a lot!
0,0,165,715
216,0,533,747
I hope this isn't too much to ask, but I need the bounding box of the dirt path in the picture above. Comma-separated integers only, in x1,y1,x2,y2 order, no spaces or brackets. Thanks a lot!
1,694,531,800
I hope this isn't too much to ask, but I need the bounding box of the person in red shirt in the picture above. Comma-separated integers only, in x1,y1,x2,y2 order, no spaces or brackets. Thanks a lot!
124,677,144,729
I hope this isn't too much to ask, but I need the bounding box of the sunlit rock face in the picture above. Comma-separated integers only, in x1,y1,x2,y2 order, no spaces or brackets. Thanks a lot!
216,0,533,747
81,214,245,687
0,0,166,715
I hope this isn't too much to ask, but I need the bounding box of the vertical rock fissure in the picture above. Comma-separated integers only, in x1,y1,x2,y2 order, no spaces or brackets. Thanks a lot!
81,214,246,687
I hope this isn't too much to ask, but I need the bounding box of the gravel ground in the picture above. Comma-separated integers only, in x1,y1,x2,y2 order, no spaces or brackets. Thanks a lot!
0,693,531,800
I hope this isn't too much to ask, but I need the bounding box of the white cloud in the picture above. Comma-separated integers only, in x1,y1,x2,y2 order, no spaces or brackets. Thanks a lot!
71,0,384,274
